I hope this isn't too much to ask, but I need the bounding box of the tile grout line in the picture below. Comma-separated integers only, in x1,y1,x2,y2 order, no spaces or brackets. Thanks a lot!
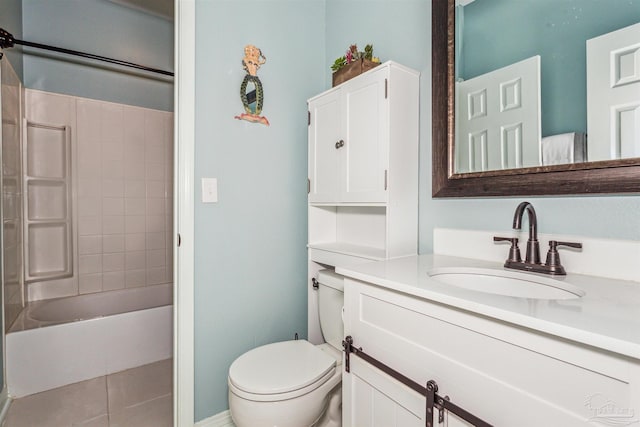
105,373,112,425
117,392,174,414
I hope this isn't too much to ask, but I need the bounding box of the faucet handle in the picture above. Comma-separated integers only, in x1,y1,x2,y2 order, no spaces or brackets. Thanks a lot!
551,240,582,250
493,236,522,263
544,240,582,275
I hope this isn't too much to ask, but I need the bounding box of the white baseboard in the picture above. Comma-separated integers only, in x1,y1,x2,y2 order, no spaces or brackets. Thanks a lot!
195,410,236,427
0,387,12,424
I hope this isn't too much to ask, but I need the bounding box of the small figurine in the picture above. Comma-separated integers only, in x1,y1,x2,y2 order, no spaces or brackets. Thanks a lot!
235,45,270,126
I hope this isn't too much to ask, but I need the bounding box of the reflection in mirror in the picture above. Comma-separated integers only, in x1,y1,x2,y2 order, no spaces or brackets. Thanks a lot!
431,0,640,197
454,0,640,174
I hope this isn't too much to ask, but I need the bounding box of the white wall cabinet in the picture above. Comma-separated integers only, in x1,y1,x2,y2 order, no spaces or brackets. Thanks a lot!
309,67,389,204
307,61,419,263
307,62,419,343
342,278,640,426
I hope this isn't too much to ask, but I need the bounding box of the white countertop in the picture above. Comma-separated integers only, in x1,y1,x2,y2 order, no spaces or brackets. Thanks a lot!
336,254,640,360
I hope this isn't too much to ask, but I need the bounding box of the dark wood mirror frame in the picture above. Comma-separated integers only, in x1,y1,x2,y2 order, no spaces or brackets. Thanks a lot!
432,0,640,197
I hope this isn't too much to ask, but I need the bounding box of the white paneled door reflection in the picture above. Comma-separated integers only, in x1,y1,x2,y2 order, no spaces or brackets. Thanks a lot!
456,56,541,173
587,22,640,161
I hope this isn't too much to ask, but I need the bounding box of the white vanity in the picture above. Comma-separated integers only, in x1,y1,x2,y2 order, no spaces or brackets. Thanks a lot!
337,254,640,426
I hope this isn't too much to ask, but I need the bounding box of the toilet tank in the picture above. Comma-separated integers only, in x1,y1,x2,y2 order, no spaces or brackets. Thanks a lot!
317,269,345,351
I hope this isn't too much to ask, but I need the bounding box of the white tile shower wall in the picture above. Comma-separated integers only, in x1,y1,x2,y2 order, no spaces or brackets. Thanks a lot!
25,89,173,301
76,98,173,295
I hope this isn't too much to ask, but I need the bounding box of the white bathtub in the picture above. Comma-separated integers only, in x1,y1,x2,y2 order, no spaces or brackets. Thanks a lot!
6,284,173,398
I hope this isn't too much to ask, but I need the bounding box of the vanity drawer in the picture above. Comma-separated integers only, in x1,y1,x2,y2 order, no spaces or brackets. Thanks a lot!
343,278,640,426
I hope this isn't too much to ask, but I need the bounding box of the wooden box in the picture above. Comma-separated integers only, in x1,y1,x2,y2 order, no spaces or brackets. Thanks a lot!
332,59,379,87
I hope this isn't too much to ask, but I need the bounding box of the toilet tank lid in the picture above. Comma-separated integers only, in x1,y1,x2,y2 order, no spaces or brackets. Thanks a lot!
228,340,336,395
317,269,344,292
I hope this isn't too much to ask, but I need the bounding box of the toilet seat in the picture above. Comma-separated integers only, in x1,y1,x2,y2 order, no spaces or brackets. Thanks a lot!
228,340,337,402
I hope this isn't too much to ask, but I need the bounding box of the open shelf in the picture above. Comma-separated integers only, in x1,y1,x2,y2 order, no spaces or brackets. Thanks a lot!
23,121,73,283
308,242,386,261
308,204,387,263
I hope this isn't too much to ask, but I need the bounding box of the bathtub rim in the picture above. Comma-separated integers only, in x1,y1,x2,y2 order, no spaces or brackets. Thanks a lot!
8,282,173,333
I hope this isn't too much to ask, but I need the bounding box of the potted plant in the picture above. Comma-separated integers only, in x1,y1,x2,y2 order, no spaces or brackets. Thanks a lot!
331,44,380,87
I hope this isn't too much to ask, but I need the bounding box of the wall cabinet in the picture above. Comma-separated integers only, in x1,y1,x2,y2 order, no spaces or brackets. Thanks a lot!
307,61,419,263
308,67,389,204
306,61,420,343
342,277,640,426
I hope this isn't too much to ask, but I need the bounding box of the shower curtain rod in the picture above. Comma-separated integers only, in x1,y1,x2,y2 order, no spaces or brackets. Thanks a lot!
0,28,174,77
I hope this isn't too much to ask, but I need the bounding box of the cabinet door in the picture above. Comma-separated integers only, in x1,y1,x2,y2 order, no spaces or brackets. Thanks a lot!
308,90,342,203
343,356,478,427
343,357,424,427
345,279,632,426
341,68,389,203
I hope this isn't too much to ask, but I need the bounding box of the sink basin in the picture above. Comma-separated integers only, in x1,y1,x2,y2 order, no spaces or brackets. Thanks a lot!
427,267,585,300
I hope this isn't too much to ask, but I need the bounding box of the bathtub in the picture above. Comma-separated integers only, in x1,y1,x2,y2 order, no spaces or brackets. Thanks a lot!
6,284,173,398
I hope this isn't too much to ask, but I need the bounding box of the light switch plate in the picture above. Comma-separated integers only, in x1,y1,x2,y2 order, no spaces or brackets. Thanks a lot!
201,178,218,203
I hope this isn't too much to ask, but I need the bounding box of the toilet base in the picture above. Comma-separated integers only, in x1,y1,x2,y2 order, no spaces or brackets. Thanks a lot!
229,374,342,427
314,383,342,427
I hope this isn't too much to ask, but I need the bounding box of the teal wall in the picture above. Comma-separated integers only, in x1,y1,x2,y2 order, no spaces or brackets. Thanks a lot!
193,0,325,420
21,0,173,111
460,0,640,137
0,0,23,79
325,0,431,89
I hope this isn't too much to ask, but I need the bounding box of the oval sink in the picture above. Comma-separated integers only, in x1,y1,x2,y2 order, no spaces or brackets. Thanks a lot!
427,267,585,300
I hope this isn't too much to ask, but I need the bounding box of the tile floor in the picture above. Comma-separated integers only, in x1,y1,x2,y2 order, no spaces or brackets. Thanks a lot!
2,359,172,427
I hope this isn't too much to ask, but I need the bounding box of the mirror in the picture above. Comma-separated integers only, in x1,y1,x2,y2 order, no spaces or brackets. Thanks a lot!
432,0,640,197
455,1,640,173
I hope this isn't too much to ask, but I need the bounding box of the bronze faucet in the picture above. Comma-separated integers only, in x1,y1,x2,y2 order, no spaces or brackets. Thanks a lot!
513,201,540,264
494,202,582,276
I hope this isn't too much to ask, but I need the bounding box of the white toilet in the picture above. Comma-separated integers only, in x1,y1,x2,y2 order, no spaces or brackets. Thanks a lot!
228,269,344,427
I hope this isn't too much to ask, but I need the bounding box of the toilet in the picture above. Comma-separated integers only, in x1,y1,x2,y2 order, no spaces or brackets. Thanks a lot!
228,269,344,427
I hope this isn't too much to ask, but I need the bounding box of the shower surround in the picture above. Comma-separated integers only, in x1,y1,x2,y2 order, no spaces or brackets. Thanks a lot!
2,88,174,398
24,89,173,302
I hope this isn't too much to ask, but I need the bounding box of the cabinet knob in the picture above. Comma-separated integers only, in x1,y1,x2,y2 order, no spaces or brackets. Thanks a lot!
335,140,345,149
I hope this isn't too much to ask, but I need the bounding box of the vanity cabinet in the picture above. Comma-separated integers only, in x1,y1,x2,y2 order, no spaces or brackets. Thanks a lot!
342,277,640,426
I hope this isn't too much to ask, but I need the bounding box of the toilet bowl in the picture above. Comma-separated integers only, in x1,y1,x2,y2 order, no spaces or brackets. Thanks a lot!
228,270,345,427
229,340,342,427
